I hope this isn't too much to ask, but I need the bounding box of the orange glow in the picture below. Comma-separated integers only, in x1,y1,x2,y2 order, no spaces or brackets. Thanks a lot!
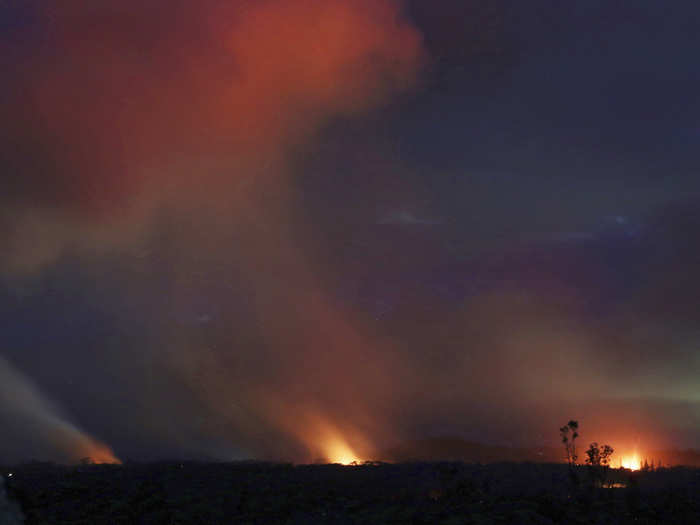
620,451,641,471
324,436,362,465
22,0,424,217
71,436,122,465
85,444,122,465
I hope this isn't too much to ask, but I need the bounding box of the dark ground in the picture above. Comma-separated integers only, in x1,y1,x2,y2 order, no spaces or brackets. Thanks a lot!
2,461,699,524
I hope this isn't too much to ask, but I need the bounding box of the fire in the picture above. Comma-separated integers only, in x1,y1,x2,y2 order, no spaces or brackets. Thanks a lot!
620,452,641,471
324,436,362,465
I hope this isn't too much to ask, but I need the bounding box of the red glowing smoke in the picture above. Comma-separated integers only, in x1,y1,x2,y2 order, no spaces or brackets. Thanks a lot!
1,0,426,462
7,0,423,216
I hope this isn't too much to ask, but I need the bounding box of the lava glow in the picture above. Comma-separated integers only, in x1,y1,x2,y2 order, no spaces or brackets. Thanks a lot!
324,437,362,465
86,445,122,465
620,452,641,471
74,438,122,465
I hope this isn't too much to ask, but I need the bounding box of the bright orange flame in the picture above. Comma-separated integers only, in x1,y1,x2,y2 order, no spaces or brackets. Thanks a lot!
620,452,641,471
324,436,361,465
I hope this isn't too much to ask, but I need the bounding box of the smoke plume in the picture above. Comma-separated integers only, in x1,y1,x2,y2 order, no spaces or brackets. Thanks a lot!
1,0,425,462
0,356,119,464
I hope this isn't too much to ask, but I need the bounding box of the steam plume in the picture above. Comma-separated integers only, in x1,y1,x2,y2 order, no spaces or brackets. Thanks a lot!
0,356,119,464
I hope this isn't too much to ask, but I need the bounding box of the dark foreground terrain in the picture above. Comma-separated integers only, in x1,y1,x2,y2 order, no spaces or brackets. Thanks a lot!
2,461,699,524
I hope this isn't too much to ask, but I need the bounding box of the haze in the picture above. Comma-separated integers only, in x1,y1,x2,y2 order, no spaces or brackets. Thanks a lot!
1,0,699,464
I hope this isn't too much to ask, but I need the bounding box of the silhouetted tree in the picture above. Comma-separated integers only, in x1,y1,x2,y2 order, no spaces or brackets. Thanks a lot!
559,420,579,467
584,442,614,486
559,420,580,486
584,442,614,467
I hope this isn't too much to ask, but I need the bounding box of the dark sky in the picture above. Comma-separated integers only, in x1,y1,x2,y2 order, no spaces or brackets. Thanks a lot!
1,0,699,464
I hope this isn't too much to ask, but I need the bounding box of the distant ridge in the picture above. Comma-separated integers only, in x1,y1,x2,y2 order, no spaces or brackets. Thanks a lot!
380,437,700,467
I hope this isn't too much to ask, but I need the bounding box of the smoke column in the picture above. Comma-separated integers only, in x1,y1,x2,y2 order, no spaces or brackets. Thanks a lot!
0,356,119,464
3,0,694,465
0,0,426,462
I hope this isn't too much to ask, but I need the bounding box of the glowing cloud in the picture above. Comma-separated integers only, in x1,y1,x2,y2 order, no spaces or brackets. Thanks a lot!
0,0,425,462
0,0,425,274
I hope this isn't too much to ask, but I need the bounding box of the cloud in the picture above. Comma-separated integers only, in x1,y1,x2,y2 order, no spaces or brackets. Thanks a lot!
7,1,696,465
377,210,444,225
0,0,427,462
1,0,424,272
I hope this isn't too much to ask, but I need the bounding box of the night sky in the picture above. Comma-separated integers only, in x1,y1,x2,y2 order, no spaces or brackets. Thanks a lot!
1,0,699,464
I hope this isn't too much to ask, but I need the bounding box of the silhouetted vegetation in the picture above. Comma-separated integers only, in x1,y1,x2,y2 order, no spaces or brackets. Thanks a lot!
585,442,614,487
380,438,700,466
559,419,579,486
2,461,698,524
559,420,579,467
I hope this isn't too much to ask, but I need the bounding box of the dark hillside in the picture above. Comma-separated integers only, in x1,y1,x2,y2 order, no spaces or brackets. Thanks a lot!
3,461,699,524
